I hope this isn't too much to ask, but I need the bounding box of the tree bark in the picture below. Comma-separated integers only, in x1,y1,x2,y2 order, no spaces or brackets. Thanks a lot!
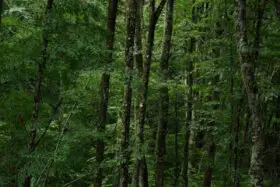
155,0,174,186
182,37,195,187
119,0,137,186
235,0,267,186
132,1,144,186
94,1,118,187
133,0,166,186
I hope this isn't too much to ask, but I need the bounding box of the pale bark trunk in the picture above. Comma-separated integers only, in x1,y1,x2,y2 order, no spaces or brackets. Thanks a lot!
182,37,195,187
155,0,174,186
94,1,118,186
119,0,137,186
235,0,267,186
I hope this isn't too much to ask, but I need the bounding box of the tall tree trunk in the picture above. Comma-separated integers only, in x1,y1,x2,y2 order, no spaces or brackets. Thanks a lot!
0,0,3,25
182,37,195,187
203,141,215,187
235,0,267,186
239,109,250,167
155,0,174,186
173,90,179,187
132,1,144,186
94,1,118,187
274,0,280,24
24,0,54,186
234,104,241,187
119,0,137,186
133,0,166,186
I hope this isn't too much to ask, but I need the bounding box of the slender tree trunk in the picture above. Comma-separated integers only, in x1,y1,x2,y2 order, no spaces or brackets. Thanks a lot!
24,1,54,186
0,0,3,25
203,140,216,187
95,1,118,187
119,0,137,186
182,37,195,187
132,1,144,186
155,0,174,186
239,109,250,167
173,90,179,187
235,0,267,186
134,1,166,186
234,104,241,187
274,0,280,24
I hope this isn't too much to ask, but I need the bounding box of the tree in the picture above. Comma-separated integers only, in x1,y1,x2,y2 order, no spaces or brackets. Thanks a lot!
24,0,54,186
155,0,174,186
119,0,137,186
95,1,118,186
0,0,3,24
235,0,267,186
133,0,166,186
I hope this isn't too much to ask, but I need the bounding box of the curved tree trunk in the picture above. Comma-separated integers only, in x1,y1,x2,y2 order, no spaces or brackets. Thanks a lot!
155,0,174,186
94,1,118,186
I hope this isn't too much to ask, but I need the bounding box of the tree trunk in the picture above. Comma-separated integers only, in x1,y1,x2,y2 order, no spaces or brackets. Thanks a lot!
95,1,118,187
119,0,137,186
274,0,280,24
0,0,3,25
155,0,174,186
182,37,195,187
234,104,241,187
133,0,166,186
24,0,54,186
132,1,144,186
235,0,267,186
173,90,179,187
203,141,216,187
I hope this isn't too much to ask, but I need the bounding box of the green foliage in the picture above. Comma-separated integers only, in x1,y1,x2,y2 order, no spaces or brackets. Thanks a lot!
0,0,279,186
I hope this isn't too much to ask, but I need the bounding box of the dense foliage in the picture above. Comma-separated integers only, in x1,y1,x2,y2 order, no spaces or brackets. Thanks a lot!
0,0,279,186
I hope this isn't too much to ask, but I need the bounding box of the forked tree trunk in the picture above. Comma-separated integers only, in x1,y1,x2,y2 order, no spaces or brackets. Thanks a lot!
119,0,137,186
95,1,118,187
133,0,166,186
235,0,267,186
155,0,174,186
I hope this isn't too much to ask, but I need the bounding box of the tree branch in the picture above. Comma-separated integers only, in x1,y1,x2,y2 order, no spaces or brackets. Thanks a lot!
154,0,167,23
34,98,63,148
